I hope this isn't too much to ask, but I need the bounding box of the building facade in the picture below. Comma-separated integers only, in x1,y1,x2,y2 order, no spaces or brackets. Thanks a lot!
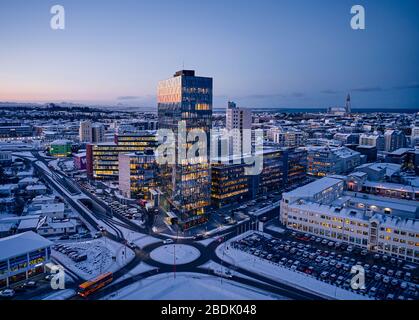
307,146,361,177
0,232,52,289
280,178,419,263
157,70,212,223
226,101,252,157
118,150,158,200
86,131,157,180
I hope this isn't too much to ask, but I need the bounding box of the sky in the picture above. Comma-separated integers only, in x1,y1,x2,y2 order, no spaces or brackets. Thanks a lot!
0,0,418,110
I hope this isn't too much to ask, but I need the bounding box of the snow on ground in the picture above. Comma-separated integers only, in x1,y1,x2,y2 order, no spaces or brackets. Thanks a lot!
113,263,157,285
62,160,74,171
41,289,76,300
12,152,36,160
112,224,161,248
49,159,60,170
216,231,372,300
131,233,162,248
103,272,288,300
150,244,200,265
52,238,135,280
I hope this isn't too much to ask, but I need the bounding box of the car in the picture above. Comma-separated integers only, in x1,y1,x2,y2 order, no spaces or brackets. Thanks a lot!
346,246,354,253
321,239,328,245
315,238,322,243
0,289,15,298
23,281,37,288
391,279,399,286
163,238,174,245
387,269,394,276
361,250,368,256
386,294,395,300
94,232,103,239
383,276,390,284
320,271,329,279
328,242,335,247
374,273,382,281
127,242,138,250
369,287,377,296
400,282,408,290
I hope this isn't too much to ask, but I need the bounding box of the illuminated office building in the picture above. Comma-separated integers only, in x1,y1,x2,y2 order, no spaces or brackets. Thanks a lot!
118,150,158,200
158,70,212,225
211,148,307,208
86,131,157,180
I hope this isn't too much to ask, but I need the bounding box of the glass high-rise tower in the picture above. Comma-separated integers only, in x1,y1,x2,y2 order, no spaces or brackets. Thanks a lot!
157,70,212,225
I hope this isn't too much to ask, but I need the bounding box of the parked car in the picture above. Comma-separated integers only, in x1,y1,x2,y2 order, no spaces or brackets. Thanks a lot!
0,289,15,298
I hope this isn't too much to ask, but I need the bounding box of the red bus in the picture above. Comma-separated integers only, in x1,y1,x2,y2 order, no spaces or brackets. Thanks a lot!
77,272,113,298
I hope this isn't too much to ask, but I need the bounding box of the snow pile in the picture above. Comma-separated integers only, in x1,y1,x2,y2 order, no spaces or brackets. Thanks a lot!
150,244,200,265
104,273,288,300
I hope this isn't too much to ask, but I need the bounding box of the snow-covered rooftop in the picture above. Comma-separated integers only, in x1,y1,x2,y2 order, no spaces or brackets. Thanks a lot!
0,231,52,261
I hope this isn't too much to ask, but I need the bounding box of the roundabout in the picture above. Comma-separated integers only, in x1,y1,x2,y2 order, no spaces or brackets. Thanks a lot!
149,244,201,265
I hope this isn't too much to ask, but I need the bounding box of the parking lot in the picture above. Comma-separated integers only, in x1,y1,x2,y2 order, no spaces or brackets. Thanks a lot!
231,231,419,300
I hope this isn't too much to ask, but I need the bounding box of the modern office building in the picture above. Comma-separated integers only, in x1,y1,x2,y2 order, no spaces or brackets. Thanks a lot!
118,150,158,200
211,147,307,208
157,70,212,225
280,177,419,263
211,160,251,208
307,146,361,177
86,131,157,180
226,101,252,157
0,232,52,288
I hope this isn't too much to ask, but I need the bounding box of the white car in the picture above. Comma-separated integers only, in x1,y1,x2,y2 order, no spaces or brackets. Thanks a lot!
0,289,15,298
163,239,174,245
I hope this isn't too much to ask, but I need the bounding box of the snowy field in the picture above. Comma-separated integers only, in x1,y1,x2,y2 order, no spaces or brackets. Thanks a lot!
104,273,289,300
52,238,135,280
150,244,200,265
216,231,372,300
